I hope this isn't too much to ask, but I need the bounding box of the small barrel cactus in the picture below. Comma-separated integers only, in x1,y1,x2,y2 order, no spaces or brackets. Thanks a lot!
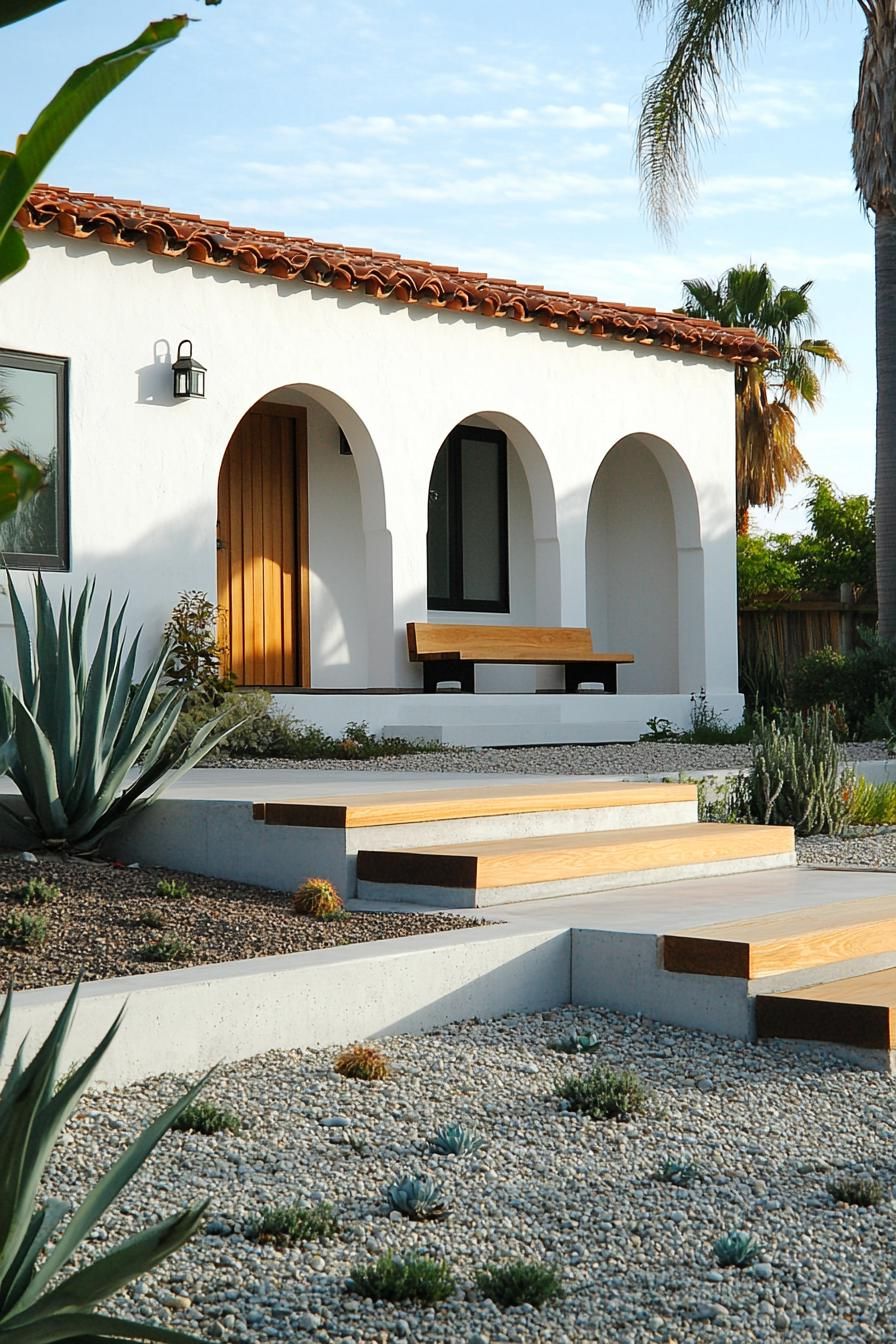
713,1229,763,1268
293,876,344,918
428,1123,488,1157
385,1174,449,1222
334,1042,390,1081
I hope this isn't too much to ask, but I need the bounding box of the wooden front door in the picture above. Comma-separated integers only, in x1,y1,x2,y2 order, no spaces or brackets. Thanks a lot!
217,405,310,687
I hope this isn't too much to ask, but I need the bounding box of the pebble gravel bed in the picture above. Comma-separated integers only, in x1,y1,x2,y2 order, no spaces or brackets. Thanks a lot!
797,829,896,870
0,854,483,991
52,1005,896,1344
213,739,889,775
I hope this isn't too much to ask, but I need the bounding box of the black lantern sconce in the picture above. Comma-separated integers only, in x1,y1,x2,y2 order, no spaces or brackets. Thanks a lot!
172,339,206,399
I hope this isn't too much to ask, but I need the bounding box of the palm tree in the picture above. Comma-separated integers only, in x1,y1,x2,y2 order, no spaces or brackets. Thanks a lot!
637,0,896,637
679,263,843,533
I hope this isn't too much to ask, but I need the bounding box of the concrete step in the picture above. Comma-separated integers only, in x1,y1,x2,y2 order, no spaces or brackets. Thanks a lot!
253,780,700,896
356,822,795,908
756,967,896,1054
663,894,896,981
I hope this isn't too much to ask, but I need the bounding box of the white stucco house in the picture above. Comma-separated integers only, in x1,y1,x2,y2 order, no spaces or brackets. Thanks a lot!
0,185,771,745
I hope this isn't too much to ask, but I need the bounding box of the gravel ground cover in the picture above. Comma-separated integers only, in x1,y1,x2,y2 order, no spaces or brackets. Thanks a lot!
797,830,896,870
0,854,482,990
212,740,889,775
52,1005,896,1344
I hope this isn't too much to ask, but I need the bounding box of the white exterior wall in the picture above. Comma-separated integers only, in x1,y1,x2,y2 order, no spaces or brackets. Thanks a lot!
0,230,740,701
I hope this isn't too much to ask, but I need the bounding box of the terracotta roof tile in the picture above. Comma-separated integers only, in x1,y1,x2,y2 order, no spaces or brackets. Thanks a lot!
18,185,777,364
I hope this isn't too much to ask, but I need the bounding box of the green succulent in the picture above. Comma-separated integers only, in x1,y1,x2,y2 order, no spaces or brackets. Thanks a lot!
385,1174,449,1222
713,1229,763,1268
0,574,238,850
0,978,211,1342
428,1124,487,1157
547,1031,600,1054
654,1157,700,1188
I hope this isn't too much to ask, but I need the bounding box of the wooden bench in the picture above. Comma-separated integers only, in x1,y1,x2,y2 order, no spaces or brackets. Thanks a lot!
407,623,634,694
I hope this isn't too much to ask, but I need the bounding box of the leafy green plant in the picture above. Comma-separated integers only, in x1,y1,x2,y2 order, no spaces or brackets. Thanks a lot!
746,708,851,834
684,689,750,744
737,532,800,604
790,631,896,740
696,774,753,824
641,715,680,742
0,978,211,1343
428,1123,488,1156
845,776,896,826
9,876,60,904
162,590,234,699
1,907,49,949
349,1252,455,1304
293,876,344,918
827,1175,884,1207
548,1030,600,1054
156,877,191,901
385,1174,449,1222
475,1260,563,1310
654,1157,701,1188
171,1100,241,1136
334,1042,390,1080
713,1230,763,1268
0,574,238,849
136,933,193,964
247,1201,339,1246
136,908,165,929
556,1066,648,1121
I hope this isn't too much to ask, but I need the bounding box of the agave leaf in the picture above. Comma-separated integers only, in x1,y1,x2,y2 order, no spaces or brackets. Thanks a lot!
0,982,13,1066
6,573,34,704
66,604,117,817
1,1310,210,1342
32,578,61,735
52,597,79,801
99,635,139,759
18,1070,215,1307
9,700,66,837
0,1198,70,1308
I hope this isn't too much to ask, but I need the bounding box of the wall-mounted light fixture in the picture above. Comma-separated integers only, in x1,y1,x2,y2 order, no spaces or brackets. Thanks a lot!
172,339,206,399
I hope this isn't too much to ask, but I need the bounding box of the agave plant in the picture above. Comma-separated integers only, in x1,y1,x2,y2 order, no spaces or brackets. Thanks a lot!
0,979,211,1342
713,1229,763,1269
428,1123,488,1157
654,1157,701,1188
547,1031,600,1055
385,1174,449,1222
0,574,237,849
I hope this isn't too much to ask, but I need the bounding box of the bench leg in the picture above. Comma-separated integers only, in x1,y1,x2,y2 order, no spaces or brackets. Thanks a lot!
565,662,618,694
423,660,475,693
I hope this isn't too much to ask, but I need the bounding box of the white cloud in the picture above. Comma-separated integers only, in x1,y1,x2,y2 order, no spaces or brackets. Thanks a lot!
320,102,629,139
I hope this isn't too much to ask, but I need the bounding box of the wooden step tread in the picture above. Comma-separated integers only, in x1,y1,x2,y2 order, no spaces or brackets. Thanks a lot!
664,894,896,980
756,968,896,1050
357,822,794,890
253,779,696,829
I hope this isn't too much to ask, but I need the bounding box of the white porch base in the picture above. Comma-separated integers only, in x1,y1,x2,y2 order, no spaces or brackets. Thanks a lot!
270,692,745,748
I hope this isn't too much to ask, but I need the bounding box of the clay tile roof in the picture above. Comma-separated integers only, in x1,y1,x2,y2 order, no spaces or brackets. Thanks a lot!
18,185,777,364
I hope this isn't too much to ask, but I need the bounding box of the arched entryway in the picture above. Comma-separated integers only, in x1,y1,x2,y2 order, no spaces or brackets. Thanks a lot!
586,433,704,693
217,386,387,688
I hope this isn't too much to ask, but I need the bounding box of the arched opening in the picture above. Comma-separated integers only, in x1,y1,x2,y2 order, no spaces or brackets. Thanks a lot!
586,433,704,693
424,412,559,690
216,385,389,689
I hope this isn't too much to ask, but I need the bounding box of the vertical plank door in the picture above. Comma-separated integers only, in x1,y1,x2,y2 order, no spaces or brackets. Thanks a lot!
217,406,309,686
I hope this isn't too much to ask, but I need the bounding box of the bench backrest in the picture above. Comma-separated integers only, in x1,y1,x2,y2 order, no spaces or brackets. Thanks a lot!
408,622,596,661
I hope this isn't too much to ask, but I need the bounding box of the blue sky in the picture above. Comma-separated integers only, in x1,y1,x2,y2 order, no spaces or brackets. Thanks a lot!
2,0,872,531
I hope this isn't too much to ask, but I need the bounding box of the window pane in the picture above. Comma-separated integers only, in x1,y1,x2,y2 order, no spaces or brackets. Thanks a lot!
0,359,62,563
460,436,502,603
426,443,451,603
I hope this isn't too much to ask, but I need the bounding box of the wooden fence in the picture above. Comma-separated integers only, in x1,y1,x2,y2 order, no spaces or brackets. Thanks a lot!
738,600,878,676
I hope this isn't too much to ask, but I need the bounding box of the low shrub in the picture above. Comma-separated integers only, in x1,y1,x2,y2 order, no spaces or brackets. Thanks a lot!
713,1230,763,1268
844,776,896,827
685,690,751,745
247,1201,339,1245
334,1042,390,1081
349,1252,455,1304
745,708,851,835
556,1066,648,1121
385,1174,449,1221
475,1260,563,1310
790,631,896,739
293,877,344,919
172,1100,241,1136
10,877,61,905
136,908,166,929
156,877,191,901
696,774,753,824
827,1175,884,1207
1,909,49,950
137,934,193,964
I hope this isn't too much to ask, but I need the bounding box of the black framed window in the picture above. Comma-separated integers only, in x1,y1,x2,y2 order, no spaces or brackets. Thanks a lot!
427,425,509,612
0,350,68,570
